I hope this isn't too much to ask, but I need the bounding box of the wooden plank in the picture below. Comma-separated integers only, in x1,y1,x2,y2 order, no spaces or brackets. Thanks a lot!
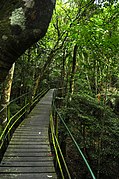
15,128,49,132
12,135,48,138
12,133,49,136
3,157,53,162
5,148,51,152
14,129,48,132
0,161,54,167
10,137,48,141
15,128,49,131
13,133,48,136
8,144,50,149
21,123,49,126
13,131,48,134
0,173,57,179
10,138,49,142
9,142,50,145
4,152,53,157
0,166,56,173
23,121,49,124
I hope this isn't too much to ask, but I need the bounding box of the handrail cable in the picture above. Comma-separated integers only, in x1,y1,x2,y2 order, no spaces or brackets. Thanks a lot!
0,92,31,113
53,105,96,179
50,115,71,179
50,115,64,179
0,103,29,143
54,134,72,179
50,112,71,179
0,110,26,149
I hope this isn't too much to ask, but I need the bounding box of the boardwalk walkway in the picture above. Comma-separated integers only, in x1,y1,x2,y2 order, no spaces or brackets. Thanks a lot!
0,89,57,179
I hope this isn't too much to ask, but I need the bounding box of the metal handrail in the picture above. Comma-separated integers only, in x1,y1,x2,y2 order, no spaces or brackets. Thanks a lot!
30,88,49,108
0,103,29,147
53,105,96,179
50,114,71,179
0,92,31,113
54,135,71,179
50,115,64,179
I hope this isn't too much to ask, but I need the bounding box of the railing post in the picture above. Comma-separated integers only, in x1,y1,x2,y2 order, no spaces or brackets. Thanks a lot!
54,110,59,172
53,89,58,138
7,105,10,122
52,89,59,172
7,105,11,143
55,112,58,139
24,96,28,117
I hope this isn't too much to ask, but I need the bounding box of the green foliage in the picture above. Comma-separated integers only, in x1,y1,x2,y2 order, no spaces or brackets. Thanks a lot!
10,102,21,115
60,91,119,178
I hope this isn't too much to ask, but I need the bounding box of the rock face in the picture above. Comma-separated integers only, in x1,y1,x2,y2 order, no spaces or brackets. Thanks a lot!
0,0,55,82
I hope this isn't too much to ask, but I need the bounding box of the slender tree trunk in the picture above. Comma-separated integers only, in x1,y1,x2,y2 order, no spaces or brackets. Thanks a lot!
0,63,15,133
95,59,98,95
60,51,67,97
32,75,41,98
69,44,78,94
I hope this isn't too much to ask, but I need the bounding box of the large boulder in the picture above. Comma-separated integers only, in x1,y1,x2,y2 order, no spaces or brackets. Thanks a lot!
0,0,55,82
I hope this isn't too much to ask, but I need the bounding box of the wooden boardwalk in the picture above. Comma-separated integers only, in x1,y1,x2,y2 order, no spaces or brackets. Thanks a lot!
0,90,57,179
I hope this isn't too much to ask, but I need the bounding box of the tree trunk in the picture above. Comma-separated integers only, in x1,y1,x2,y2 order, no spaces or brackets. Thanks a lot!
0,63,15,133
32,75,41,98
60,51,67,97
69,44,78,94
